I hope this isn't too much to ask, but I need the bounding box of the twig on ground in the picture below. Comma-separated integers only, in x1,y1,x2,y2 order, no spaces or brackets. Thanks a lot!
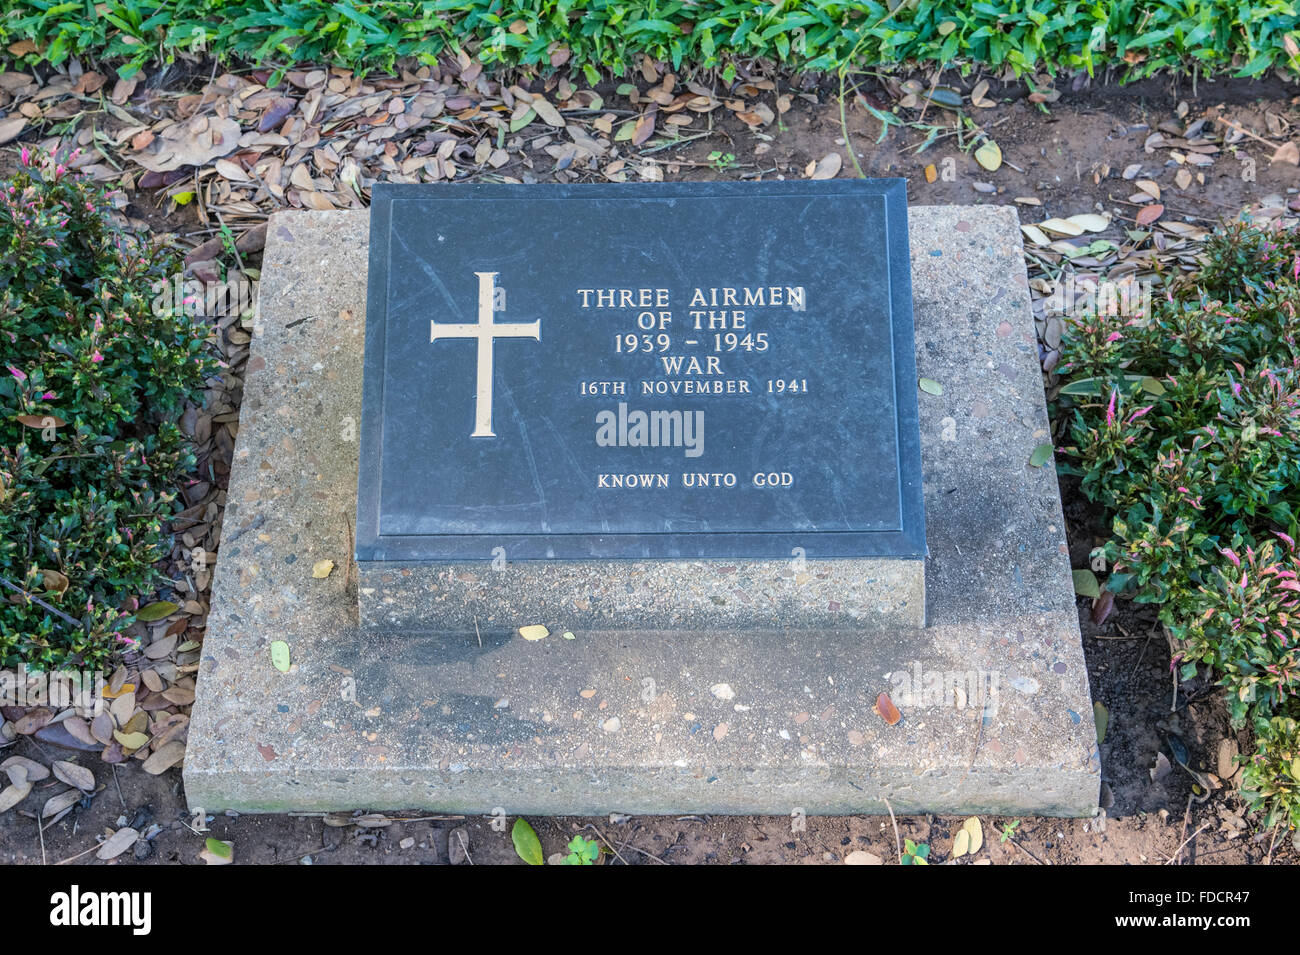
56,842,102,865
0,576,88,632
837,76,867,180
111,764,126,809
881,796,901,863
637,131,712,155
1264,824,1281,865
615,841,669,864
1127,629,1154,683
1011,838,1050,865
452,826,473,865
579,823,628,866
1214,116,1282,148
1164,822,1210,865
1109,195,1216,224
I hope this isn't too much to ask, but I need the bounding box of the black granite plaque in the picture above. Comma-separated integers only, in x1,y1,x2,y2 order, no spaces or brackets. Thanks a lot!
356,180,924,561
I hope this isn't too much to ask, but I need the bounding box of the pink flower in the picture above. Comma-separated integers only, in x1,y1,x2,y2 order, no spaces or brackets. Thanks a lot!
7,366,25,382
1221,548,1241,567
90,350,104,363
1277,532,1296,551
19,146,30,166
1106,388,1117,427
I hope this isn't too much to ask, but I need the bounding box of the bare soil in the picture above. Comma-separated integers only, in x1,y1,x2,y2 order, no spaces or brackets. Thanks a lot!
2,66,1298,865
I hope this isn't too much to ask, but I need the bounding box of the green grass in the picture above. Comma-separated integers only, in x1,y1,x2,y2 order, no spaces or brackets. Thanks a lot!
1,1,1296,82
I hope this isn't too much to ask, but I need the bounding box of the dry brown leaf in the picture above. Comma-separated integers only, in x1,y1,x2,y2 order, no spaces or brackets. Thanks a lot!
52,760,94,791
42,788,82,819
1135,203,1165,226
13,708,52,735
90,711,115,744
1092,589,1115,625
161,685,195,706
531,96,565,128
1135,179,1161,200
3,755,48,783
214,158,250,182
0,116,25,146
133,116,242,172
110,76,138,105
631,112,656,146
63,716,97,747
96,826,139,860
809,152,842,180
1273,142,1299,166
1039,217,1084,237
0,781,32,812
300,191,336,211
142,740,186,775
874,691,902,725
40,568,69,595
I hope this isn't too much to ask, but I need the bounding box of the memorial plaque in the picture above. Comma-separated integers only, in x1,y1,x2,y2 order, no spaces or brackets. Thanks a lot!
357,180,924,565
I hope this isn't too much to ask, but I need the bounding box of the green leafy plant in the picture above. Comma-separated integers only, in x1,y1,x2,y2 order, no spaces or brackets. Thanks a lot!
901,838,930,865
706,150,736,172
1240,716,1300,827
561,834,602,865
999,819,1021,843
1057,218,1300,827
511,817,544,865
0,0,1294,82
0,148,211,669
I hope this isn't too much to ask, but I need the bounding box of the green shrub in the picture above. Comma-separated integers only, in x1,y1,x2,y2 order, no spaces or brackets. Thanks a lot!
0,0,1296,82
1241,716,1300,827
0,148,211,669
1058,219,1300,828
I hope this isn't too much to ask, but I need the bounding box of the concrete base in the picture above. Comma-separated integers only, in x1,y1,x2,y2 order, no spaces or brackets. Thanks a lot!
183,205,1100,816
359,557,926,633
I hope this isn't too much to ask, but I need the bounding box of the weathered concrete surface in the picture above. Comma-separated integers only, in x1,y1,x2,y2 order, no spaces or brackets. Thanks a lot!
361,557,926,633
184,206,1100,816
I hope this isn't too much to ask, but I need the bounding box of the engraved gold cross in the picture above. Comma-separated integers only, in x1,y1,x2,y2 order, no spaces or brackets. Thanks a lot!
430,271,539,437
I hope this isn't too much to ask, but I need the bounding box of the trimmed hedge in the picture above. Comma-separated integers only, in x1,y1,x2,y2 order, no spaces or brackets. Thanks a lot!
1058,220,1300,828
0,150,211,669
1,0,1297,82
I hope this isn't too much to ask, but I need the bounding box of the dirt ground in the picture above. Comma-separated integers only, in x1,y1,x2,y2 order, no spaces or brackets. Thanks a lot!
2,64,1299,865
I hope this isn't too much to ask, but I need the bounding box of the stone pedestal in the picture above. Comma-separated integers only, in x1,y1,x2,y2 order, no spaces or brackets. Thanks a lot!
183,206,1100,817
